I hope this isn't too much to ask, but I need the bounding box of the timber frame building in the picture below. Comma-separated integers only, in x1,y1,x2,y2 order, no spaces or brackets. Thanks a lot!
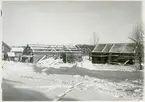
91,43,136,64
22,44,82,63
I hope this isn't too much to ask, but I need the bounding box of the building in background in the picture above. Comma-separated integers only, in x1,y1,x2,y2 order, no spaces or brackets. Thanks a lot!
2,41,11,60
91,43,136,65
7,52,15,61
10,47,24,61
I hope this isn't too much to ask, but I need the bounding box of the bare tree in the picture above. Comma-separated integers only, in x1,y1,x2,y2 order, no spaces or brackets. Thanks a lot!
129,23,144,70
88,32,99,60
92,32,99,46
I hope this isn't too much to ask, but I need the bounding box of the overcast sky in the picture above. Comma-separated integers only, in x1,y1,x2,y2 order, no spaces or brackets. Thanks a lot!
2,1,142,46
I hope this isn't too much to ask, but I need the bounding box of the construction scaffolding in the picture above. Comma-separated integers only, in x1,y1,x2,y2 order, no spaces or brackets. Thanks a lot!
22,44,82,63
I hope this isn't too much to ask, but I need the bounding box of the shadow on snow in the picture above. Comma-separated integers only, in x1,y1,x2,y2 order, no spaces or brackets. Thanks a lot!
33,65,143,82
2,79,79,101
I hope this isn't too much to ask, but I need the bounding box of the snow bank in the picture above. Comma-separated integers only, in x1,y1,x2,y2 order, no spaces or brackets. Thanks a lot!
2,60,143,100
80,60,96,70
36,57,74,69
36,58,137,72
71,75,143,100
75,60,137,72
93,64,137,72
45,74,143,100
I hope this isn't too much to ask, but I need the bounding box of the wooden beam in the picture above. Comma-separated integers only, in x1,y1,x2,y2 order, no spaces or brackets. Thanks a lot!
92,44,99,52
120,43,126,53
33,51,81,53
50,45,57,52
107,44,115,63
108,53,112,63
108,44,115,52
65,45,72,52
59,45,65,52
101,44,107,52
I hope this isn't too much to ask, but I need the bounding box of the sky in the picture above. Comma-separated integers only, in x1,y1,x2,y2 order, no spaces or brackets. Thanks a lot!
2,1,142,46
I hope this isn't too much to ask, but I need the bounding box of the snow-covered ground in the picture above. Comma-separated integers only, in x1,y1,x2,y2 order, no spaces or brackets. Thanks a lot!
36,57,138,72
2,60,144,101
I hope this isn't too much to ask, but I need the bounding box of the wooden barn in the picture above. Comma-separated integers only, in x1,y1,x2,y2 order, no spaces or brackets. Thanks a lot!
91,43,136,64
22,44,82,64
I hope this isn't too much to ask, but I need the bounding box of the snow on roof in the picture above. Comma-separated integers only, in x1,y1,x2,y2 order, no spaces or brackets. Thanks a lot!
7,52,15,57
92,43,136,53
103,44,113,53
11,47,24,52
109,43,124,53
92,44,106,52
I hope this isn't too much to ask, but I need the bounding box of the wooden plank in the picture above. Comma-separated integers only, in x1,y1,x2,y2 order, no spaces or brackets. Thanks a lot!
37,55,47,63
123,60,130,65
108,53,112,63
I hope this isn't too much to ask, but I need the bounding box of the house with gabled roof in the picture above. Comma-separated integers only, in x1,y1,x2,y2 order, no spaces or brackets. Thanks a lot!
91,43,136,64
2,41,11,53
2,41,11,60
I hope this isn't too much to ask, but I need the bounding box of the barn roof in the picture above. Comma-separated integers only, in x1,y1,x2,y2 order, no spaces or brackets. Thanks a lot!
92,43,136,53
103,44,113,53
27,44,81,53
92,44,106,52
109,43,124,53
2,41,11,50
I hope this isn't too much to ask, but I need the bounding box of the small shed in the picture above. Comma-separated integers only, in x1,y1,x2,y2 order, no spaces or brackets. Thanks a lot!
7,52,15,61
11,47,24,61
22,44,82,63
91,43,136,64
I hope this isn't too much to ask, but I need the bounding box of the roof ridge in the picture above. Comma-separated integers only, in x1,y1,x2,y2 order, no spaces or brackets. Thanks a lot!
93,43,135,53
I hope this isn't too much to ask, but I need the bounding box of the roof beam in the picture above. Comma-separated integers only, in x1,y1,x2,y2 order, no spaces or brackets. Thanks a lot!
120,44,126,53
108,44,115,53
50,45,57,52
33,51,81,53
92,44,99,52
101,44,107,52
64,45,72,52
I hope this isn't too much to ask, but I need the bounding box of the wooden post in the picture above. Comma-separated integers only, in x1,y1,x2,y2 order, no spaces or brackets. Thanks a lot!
66,53,67,63
89,53,90,61
108,53,112,64
101,54,103,63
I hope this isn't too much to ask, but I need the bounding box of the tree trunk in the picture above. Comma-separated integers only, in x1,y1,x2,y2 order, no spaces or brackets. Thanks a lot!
139,55,143,70
89,53,90,61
